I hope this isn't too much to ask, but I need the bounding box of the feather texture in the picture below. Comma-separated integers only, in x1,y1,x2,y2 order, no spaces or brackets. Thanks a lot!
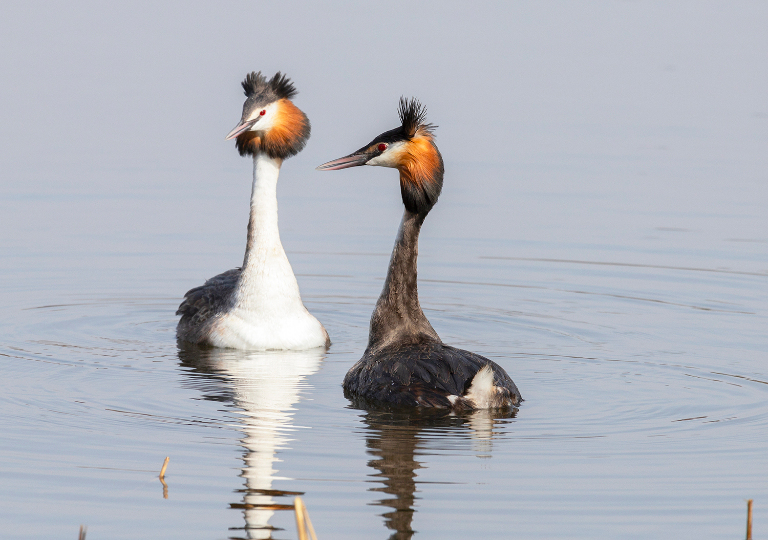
241,71,298,101
343,341,521,410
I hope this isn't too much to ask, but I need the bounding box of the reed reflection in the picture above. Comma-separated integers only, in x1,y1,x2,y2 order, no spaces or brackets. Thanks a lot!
360,408,516,540
178,344,324,539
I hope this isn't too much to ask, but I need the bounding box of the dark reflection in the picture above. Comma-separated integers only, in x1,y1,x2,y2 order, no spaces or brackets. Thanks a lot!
178,344,324,540
360,408,517,540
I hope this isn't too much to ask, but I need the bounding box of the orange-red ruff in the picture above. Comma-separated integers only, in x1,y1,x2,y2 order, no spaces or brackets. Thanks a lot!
397,126,442,191
236,98,310,159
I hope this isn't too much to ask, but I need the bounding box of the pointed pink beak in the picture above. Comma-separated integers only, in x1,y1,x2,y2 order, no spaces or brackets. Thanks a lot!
225,118,258,140
315,153,370,171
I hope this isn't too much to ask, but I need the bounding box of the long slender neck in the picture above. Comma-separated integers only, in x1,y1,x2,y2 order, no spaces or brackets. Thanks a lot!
242,153,285,269
231,152,305,313
367,209,440,351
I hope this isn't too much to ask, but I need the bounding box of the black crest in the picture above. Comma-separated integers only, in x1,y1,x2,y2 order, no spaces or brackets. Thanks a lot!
241,71,298,102
398,97,431,138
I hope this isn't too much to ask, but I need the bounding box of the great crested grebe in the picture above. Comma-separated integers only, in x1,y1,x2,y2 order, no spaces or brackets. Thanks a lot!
177,72,329,350
317,98,521,410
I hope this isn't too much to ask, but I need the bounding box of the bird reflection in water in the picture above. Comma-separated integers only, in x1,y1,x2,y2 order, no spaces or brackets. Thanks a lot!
361,407,517,540
178,344,324,539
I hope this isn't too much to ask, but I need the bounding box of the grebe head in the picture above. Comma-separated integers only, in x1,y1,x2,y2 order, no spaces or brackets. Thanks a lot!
317,97,444,214
226,71,311,160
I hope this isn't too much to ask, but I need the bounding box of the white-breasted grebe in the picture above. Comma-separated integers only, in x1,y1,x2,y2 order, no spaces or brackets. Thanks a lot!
317,98,521,410
177,72,329,350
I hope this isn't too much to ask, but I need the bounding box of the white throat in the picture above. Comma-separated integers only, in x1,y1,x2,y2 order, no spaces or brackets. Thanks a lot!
234,154,299,309
242,154,284,269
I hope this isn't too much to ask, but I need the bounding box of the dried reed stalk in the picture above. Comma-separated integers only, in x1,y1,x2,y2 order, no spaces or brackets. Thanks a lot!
294,497,318,540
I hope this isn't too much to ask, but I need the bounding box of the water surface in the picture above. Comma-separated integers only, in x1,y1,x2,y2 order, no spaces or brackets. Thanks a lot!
1,2,767,539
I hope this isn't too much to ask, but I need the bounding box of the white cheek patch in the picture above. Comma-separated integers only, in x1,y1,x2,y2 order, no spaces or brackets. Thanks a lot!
248,101,279,132
366,141,407,168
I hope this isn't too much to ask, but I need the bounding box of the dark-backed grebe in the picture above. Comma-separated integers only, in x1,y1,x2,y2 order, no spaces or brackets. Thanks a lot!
177,72,329,350
317,98,520,410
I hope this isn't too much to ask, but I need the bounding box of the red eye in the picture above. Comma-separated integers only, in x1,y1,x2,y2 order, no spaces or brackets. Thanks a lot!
259,110,266,116
377,143,387,152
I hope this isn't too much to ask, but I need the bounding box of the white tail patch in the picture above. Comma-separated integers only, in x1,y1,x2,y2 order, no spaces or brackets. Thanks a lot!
464,365,496,409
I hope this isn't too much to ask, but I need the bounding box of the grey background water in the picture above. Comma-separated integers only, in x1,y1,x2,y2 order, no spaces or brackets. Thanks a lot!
1,1,766,539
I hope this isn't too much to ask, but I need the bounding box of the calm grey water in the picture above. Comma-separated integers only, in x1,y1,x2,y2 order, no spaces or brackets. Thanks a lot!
1,2,767,539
